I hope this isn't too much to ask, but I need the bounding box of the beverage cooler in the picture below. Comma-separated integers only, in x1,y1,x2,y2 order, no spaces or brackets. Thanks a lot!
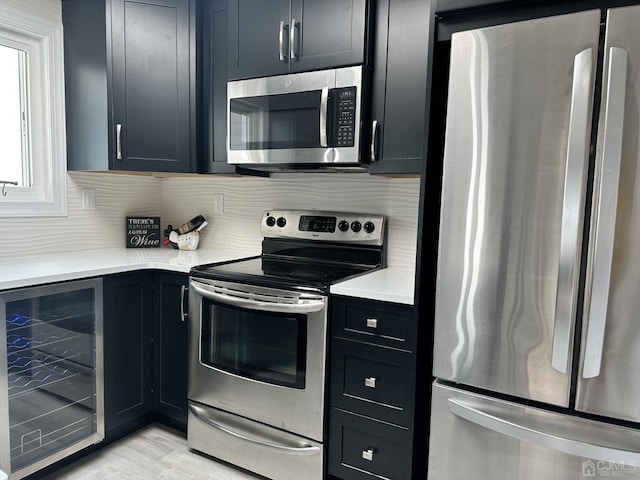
0,279,104,479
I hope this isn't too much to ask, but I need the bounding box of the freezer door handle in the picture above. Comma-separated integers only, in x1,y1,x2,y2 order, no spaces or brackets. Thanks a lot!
448,397,640,464
582,47,628,379
552,48,594,374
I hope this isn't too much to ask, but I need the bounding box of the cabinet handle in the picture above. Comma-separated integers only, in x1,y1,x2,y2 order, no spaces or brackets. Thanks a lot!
116,123,122,160
278,21,287,62
362,448,374,461
366,318,378,329
371,120,379,162
290,18,298,60
180,285,188,322
364,377,377,388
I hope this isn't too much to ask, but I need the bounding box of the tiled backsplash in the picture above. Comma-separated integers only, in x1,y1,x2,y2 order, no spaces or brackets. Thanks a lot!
0,172,420,269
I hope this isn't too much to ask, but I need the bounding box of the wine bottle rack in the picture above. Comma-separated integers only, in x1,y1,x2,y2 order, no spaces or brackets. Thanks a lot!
1,279,103,478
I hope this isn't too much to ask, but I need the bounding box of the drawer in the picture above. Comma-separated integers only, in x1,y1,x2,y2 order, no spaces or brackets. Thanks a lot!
331,338,414,427
328,408,412,480
331,296,415,351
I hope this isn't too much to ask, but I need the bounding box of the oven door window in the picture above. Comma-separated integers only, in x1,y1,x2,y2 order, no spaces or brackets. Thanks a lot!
201,300,307,389
229,91,321,150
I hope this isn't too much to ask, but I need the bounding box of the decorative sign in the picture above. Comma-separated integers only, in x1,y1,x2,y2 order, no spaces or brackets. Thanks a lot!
126,216,161,248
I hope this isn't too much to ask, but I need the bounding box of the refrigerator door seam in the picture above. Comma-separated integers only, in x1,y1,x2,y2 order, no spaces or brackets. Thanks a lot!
582,46,628,379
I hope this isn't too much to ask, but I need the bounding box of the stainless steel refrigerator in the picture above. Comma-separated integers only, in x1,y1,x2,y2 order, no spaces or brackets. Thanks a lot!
428,6,640,479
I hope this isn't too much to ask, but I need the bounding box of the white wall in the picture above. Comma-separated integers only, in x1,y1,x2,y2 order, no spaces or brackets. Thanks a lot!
162,173,421,269
0,172,162,259
0,172,421,269
0,0,61,23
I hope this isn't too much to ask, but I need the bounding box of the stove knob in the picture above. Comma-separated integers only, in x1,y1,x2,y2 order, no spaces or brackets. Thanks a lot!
266,216,276,227
277,217,287,228
351,221,362,233
338,220,349,232
364,221,375,234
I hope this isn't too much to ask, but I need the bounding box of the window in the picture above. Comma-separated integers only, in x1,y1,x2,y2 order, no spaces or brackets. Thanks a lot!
0,3,66,217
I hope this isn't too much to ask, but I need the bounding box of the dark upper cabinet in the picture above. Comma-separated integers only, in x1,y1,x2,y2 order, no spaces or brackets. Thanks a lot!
368,0,433,175
152,273,189,430
227,0,368,80
199,0,237,173
63,0,195,173
103,272,153,437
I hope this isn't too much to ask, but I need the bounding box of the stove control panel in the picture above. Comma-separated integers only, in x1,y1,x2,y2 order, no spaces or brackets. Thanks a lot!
261,210,385,246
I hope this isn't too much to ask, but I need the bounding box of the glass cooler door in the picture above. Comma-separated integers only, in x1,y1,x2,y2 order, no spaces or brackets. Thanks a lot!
0,278,104,479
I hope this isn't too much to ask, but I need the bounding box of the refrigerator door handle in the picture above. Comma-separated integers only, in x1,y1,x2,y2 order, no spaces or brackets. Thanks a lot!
448,397,640,464
552,48,594,374
582,47,628,379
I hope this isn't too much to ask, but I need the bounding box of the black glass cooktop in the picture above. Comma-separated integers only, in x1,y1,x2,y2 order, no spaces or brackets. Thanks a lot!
191,255,379,293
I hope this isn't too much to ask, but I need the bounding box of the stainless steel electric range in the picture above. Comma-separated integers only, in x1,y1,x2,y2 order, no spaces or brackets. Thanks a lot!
187,210,385,480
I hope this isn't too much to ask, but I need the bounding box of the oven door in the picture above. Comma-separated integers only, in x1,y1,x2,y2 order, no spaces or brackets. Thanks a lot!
188,278,328,441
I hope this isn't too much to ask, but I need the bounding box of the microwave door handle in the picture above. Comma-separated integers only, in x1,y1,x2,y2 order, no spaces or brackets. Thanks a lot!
551,48,594,374
583,47,628,379
190,281,326,314
320,87,329,148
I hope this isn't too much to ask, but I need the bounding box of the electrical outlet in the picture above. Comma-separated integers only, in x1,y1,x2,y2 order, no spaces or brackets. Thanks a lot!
82,188,96,210
214,193,224,213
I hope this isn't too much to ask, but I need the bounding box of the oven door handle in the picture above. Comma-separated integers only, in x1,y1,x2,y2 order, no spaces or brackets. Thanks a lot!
189,404,321,455
190,281,326,314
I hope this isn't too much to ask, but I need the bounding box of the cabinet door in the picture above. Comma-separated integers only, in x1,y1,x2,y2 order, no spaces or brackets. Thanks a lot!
111,0,193,172
152,273,189,429
103,273,153,436
289,0,367,73
369,0,432,175
227,0,290,80
201,0,237,173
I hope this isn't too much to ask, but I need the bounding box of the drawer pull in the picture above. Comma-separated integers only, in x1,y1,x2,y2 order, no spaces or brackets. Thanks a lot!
362,448,374,461
366,318,378,329
365,377,377,388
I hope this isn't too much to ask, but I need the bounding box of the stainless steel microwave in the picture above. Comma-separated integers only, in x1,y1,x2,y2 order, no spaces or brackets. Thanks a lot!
227,66,365,169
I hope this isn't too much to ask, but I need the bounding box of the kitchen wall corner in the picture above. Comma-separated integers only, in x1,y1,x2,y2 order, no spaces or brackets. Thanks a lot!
0,172,420,270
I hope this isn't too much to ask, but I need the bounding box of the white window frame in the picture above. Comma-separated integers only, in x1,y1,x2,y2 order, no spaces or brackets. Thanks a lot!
0,3,66,217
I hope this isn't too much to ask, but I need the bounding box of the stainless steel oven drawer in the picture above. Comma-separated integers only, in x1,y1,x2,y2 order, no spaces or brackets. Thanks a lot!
187,401,323,480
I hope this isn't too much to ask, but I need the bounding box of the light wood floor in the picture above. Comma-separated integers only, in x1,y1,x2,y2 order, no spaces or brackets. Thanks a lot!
41,423,262,479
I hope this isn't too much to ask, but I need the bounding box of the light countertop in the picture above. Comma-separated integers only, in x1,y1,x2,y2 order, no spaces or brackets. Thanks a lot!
0,248,415,305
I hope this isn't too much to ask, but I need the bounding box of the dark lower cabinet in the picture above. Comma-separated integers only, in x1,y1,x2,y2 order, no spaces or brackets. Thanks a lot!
329,296,420,480
103,271,189,439
152,273,189,430
103,272,154,438
329,409,413,480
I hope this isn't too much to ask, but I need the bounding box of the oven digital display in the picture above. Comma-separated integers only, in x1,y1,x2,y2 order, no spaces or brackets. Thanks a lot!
299,215,336,233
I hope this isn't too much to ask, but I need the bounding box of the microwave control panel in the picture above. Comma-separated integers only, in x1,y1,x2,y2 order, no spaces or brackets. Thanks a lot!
333,87,357,147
